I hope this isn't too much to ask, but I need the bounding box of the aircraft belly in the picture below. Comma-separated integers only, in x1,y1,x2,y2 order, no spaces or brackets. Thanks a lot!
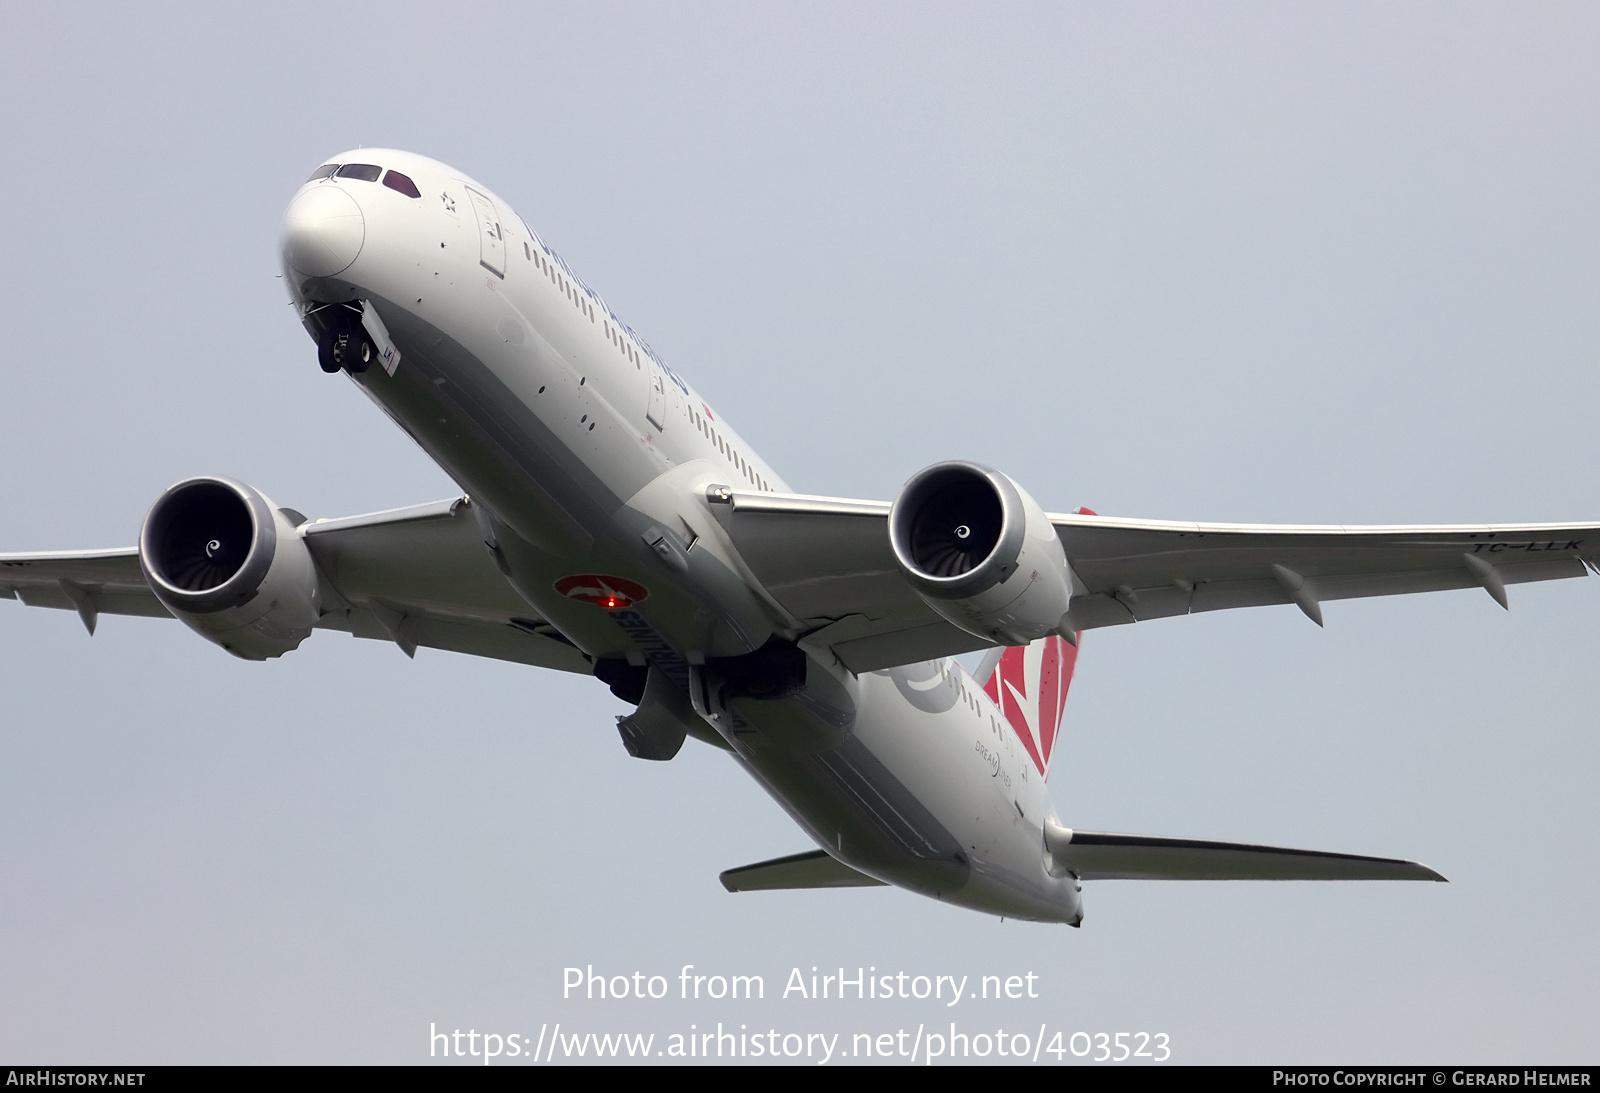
855,669,1078,919
726,654,1080,922
331,295,769,662
351,292,642,546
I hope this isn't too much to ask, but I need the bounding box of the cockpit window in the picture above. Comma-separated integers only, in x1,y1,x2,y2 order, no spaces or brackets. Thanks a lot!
306,164,339,182
382,170,422,198
335,163,383,182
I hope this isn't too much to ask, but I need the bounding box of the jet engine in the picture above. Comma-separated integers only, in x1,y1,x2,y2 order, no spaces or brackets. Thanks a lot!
139,477,322,660
888,461,1073,646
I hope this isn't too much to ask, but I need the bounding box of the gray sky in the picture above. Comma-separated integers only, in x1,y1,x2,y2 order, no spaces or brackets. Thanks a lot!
1,2,1597,1064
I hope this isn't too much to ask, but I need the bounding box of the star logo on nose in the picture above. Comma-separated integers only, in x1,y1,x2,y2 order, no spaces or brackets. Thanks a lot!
440,192,456,213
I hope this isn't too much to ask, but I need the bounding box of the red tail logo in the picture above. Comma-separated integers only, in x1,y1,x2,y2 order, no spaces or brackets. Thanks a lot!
981,635,1079,779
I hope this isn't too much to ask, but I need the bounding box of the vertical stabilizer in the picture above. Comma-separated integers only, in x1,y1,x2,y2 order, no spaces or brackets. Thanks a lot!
980,634,1079,780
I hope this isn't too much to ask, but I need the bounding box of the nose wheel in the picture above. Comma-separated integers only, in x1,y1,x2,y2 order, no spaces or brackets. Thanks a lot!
313,308,373,374
317,327,374,374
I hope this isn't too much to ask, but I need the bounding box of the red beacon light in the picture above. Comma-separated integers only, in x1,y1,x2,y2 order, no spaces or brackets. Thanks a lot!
554,574,650,610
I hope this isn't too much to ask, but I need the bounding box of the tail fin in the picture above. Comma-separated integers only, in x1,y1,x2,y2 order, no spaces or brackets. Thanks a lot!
978,634,1079,781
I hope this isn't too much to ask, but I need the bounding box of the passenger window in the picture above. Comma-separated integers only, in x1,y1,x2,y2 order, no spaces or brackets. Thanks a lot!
336,163,383,182
381,170,422,198
306,164,339,182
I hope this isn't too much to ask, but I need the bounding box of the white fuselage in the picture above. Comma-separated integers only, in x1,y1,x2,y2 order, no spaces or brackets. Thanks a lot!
281,150,1080,923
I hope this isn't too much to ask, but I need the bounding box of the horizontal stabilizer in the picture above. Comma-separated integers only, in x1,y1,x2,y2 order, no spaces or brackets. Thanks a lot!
720,849,887,892
1045,822,1445,882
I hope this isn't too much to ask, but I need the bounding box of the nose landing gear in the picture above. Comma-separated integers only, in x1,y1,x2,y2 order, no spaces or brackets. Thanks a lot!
311,305,374,375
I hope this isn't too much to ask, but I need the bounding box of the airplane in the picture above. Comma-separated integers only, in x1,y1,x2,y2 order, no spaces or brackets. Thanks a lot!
4,148,1595,925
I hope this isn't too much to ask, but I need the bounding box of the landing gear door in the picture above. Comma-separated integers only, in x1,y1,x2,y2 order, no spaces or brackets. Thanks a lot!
465,186,505,277
646,361,667,432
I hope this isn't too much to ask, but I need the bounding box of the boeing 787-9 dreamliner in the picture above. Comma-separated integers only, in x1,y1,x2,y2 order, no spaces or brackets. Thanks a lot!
7,150,1595,924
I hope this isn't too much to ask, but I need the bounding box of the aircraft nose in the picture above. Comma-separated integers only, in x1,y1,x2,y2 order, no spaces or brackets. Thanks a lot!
281,185,365,277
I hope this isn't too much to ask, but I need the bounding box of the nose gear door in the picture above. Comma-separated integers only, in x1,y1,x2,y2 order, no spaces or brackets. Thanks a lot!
465,186,505,277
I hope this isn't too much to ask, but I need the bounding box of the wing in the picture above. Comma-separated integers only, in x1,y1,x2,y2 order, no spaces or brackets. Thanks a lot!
1053,512,1599,630
0,498,590,674
709,491,992,672
712,489,1598,670
0,549,168,631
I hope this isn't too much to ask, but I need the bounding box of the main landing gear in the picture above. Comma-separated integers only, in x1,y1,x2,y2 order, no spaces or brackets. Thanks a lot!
312,305,374,374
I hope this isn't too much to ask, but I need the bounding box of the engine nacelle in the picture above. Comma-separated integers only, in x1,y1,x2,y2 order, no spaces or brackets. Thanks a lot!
139,477,322,660
889,461,1072,646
